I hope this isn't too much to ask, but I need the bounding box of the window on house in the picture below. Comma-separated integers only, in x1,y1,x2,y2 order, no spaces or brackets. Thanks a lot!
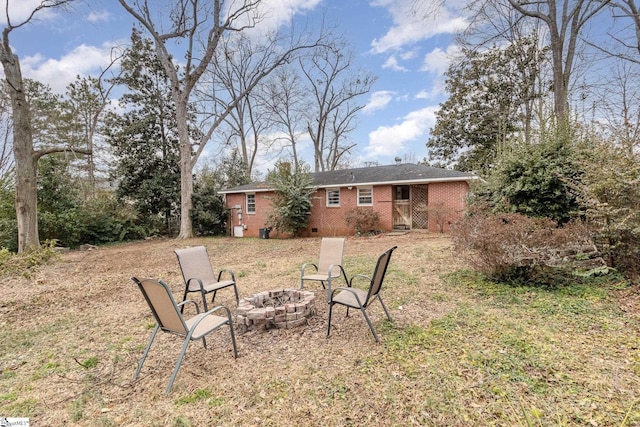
395,185,410,200
357,187,373,206
326,188,340,206
246,193,256,213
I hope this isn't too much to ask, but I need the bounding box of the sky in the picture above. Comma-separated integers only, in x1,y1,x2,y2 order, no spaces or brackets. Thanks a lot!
2,0,471,172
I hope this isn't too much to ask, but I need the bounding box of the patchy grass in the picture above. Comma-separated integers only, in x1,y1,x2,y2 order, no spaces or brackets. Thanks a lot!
0,233,638,426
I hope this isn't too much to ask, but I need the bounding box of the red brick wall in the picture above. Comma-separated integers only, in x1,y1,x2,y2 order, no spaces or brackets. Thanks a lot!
426,181,469,232
224,181,469,237
225,192,273,238
303,186,393,237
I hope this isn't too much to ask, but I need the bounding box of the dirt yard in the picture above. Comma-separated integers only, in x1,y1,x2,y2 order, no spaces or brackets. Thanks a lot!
1,232,639,426
1,233,464,425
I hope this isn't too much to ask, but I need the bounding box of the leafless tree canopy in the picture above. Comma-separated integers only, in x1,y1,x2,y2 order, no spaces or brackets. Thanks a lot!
118,0,328,238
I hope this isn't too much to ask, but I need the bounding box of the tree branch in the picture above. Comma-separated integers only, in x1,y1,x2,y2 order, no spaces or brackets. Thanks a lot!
33,146,91,162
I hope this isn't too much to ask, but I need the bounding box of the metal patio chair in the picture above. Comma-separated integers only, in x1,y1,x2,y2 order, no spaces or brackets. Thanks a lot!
175,246,239,312
131,277,238,394
300,237,348,301
327,246,397,342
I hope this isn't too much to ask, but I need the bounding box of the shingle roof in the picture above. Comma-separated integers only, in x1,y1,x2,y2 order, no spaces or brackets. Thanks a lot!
218,163,478,194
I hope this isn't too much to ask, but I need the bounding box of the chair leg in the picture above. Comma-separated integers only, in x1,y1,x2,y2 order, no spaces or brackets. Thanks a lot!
323,279,329,304
232,284,239,305
180,289,189,314
378,296,392,321
228,321,239,358
133,325,159,380
201,291,209,312
209,290,218,308
166,336,192,394
327,302,335,337
360,307,379,343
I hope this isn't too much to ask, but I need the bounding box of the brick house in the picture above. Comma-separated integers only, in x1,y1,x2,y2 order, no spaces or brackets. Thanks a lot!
218,162,478,238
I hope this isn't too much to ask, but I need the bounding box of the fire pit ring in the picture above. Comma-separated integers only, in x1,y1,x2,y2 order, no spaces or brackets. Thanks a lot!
237,288,316,330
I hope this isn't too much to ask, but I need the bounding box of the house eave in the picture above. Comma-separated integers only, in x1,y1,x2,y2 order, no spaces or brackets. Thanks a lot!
218,188,274,195
218,176,478,194
320,176,479,188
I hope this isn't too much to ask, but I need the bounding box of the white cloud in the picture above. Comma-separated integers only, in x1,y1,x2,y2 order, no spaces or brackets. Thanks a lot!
370,0,468,54
399,49,418,60
382,55,407,72
237,0,322,36
0,0,59,25
21,42,121,94
366,106,437,157
363,90,395,114
420,44,461,74
87,10,111,23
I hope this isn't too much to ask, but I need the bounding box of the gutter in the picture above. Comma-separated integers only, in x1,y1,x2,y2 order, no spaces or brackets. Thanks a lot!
218,175,479,195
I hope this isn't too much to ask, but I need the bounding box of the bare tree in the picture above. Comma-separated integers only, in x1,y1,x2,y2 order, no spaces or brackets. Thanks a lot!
594,61,640,150
64,54,121,198
505,0,611,122
0,0,91,252
611,0,640,56
0,84,13,187
301,39,377,172
585,0,640,63
119,0,326,238
258,66,309,169
206,33,280,177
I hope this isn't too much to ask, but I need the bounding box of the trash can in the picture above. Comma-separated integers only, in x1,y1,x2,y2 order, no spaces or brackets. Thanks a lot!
259,227,271,239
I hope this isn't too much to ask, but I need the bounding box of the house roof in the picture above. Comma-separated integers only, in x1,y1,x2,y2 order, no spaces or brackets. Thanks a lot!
218,162,478,194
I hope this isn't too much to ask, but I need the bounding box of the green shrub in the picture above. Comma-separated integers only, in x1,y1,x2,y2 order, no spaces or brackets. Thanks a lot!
76,193,151,245
0,240,59,278
265,161,314,236
39,210,83,248
191,174,226,237
0,185,17,251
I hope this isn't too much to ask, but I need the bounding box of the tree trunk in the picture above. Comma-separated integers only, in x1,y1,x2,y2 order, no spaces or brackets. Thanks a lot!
176,101,194,239
178,147,194,239
0,42,39,252
549,28,568,122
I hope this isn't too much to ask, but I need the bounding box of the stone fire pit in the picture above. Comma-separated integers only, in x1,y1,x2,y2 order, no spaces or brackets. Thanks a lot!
236,288,316,330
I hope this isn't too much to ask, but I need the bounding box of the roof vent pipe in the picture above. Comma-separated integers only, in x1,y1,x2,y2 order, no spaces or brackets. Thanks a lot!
395,156,402,164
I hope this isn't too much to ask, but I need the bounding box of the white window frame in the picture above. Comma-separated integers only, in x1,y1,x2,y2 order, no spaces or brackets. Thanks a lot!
246,193,256,214
326,188,340,207
357,186,373,206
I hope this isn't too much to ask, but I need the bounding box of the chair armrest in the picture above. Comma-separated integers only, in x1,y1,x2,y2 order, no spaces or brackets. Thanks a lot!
327,264,345,278
204,304,234,321
349,274,372,288
300,262,318,276
187,277,205,292
177,299,200,313
325,264,347,300
216,269,236,283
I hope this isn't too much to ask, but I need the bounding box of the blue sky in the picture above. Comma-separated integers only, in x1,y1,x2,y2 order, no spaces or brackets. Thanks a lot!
3,0,469,170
